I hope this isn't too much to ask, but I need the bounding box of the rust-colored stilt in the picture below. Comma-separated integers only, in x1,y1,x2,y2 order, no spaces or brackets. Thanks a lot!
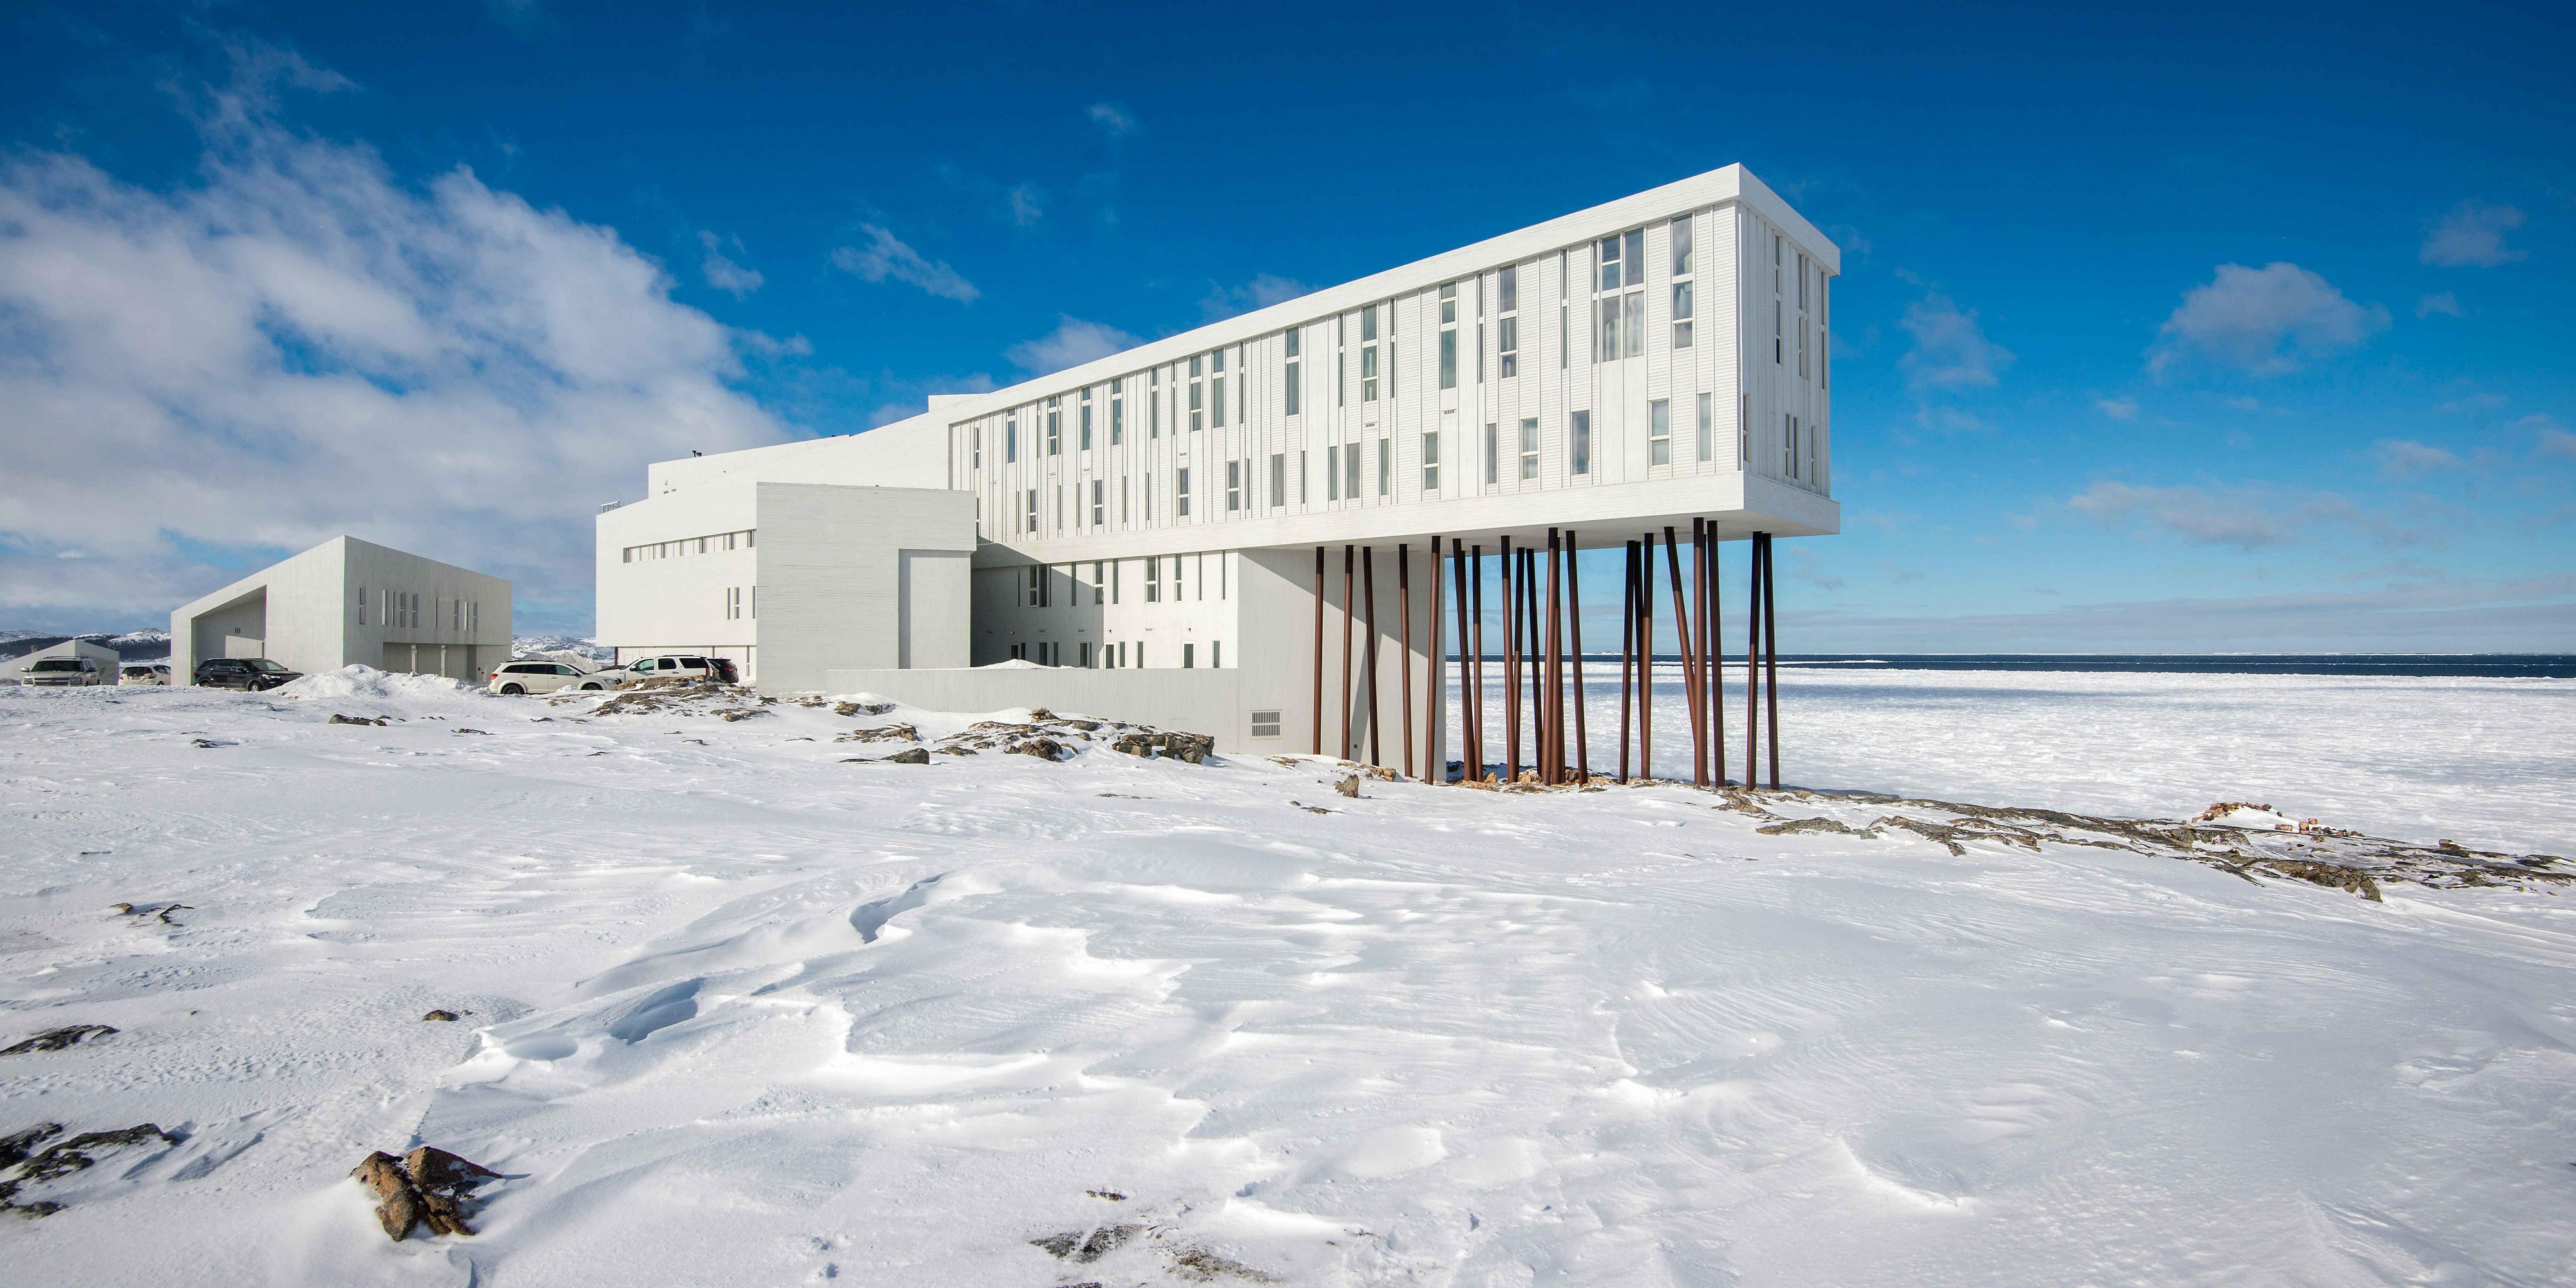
1746,531,1763,791
1765,534,1780,790
1312,545,1324,756
1501,536,1518,780
1363,545,1382,768
1524,548,1544,779
1556,526,1577,778
1639,530,1656,781
1618,540,1636,783
1709,523,1725,787
1398,542,1414,777
1544,529,1562,784
1469,543,1486,781
1422,538,1440,782
1455,539,1476,781
1663,527,1704,788
1341,544,1355,762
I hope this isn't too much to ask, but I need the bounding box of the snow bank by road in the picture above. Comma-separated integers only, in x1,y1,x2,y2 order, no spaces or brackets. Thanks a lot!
0,672,2570,1285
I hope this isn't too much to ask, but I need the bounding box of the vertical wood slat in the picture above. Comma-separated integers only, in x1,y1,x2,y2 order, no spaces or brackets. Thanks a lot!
1662,526,1703,788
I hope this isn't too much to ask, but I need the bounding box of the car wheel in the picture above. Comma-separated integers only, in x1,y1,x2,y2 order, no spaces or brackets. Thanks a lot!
580,682,602,690
500,683,526,695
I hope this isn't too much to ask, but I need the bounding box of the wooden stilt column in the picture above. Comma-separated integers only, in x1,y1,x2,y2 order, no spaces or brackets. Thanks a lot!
1421,538,1440,782
1765,534,1781,790
1639,529,1656,781
1524,548,1544,780
1543,529,1562,784
1362,545,1382,768
1688,519,1710,790
1458,540,1479,781
1709,523,1726,787
1398,542,1414,777
1618,540,1636,783
1745,531,1763,791
1556,526,1577,778
1312,545,1325,756
1663,527,1705,788
1341,544,1356,762
1504,536,1515,778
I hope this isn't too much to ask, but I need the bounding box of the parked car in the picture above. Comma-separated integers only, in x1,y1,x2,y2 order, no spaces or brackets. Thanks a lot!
488,659,615,695
118,663,173,687
194,658,303,691
18,657,106,687
620,654,739,685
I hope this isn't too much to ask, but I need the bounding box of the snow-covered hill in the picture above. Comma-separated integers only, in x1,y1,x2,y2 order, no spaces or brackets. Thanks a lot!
0,667,2569,1285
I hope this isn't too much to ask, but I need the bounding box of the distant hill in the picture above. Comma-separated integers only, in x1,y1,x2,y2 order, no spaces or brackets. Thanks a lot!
1,630,172,662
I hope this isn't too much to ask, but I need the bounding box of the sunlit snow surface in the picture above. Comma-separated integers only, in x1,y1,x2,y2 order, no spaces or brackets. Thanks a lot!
1,667,2570,1285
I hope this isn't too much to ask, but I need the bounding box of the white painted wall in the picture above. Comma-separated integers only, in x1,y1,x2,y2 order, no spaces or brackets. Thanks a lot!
169,536,511,683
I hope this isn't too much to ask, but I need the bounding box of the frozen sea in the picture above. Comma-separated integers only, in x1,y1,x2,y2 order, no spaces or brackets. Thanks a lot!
0,665,2570,1286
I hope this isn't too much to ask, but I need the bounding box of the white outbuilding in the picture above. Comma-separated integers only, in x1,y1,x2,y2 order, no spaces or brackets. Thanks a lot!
171,536,511,685
0,637,122,682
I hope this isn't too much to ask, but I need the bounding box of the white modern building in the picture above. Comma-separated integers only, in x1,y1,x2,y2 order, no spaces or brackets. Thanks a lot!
172,536,513,684
597,164,1838,771
1,637,122,681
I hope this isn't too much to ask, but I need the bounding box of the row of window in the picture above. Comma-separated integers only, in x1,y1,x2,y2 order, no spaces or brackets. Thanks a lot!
1007,639,1222,668
1018,553,1231,607
354,587,482,634
621,529,755,564
723,586,753,620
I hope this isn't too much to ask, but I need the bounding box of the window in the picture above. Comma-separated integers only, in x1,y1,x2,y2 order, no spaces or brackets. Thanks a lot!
1150,369,1161,439
1671,215,1692,276
1498,264,1517,313
1571,411,1592,476
1597,232,1624,290
1559,303,1569,369
1213,641,1222,668
1624,291,1643,359
1439,283,1458,390
1189,361,1204,431
1177,466,1191,516
1672,281,1693,348
1497,314,1517,379
1091,561,1106,605
1269,452,1285,507
1345,441,1361,498
1005,418,1018,462
1091,480,1104,526
1742,393,1752,463
1596,296,1621,363
1649,399,1671,466
1361,345,1379,402
1025,565,1042,607
1226,460,1242,511
1697,392,1714,462
1484,422,1498,485
1047,397,1061,454
1079,391,1093,450
1377,438,1391,497
1299,449,1309,502
1111,381,1124,444
1785,413,1797,477
1211,348,1227,428
1519,417,1540,481
1146,556,1160,602
1776,299,1784,364
1421,430,1440,491
1327,444,1341,500
972,425,982,470
1182,643,1195,669
1025,488,1037,534
1173,554,1185,600
1284,336,1301,416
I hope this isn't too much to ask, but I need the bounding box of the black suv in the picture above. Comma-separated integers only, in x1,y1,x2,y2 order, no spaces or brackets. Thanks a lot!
194,658,303,691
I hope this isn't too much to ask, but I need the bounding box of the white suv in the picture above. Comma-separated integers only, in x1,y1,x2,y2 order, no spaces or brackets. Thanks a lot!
118,663,172,686
620,654,739,684
488,660,614,695
17,657,105,687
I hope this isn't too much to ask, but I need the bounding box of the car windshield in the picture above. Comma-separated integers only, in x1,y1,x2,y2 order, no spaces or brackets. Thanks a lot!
30,659,81,671
247,659,290,673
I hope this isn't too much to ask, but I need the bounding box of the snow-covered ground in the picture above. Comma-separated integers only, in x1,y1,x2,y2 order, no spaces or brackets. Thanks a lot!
1,668,2570,1285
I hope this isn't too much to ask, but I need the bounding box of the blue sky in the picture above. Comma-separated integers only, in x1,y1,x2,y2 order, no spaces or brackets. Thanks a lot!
3,1,2571,648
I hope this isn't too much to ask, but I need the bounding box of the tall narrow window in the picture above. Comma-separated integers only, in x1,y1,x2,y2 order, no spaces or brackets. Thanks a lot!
1146,556,1160,602
1519,417,1539,482
1269,451,1285,507
1284,327,1302,416
1624,291,1644,359
1025,565,1041,607
1421,430,1440,491
1697,392,1714,462
1571,412,1592,476
1649,399,1671,466
1150,369,1161,439
1785,413,1796,477
1345,441,1361,499
1226,460,1242,511
1596,296,1621,363
1110,380,1124,445
1006,418,1018,463
1047,397,1061,454
1025,488,1037,533
1327,444,1341,500
1597,233,1623,290
1672,281,1694,348
1211,348,1226,429
1498,263,1517,312
1438,283,1458,390
1189,355,1204,431
1559,303,1569,369
1177,466,1191,516
1671,215,1693,276
1079,390,1093,450
972,424,982,469
1360,305,1379,401
1377,438,1391,497
1484,422,1498,485
1092,561,1106,605
1497,314,1517,379
1091,480,1104,526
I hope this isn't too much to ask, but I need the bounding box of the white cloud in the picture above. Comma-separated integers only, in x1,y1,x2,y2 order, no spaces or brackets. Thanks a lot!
2416,290,2463,318
829,224,978,303
2375,439,2461,477
0,109,786,627
2421,201,2528,267
2437,391,2506,414
2094,395,2139,421
1005,183,1046,228
2150,262,2386,377
1004,316,1140,376
2525,415,2576,462
1088,103,1137,138
1897,291,2011,392
696,230,762,296
1200,274,1313,322
2067,482,2298,550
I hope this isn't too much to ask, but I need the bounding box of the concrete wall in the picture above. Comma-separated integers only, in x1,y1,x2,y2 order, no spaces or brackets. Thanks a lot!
755,482,974,694
817,667,1250,749
594,479,761,670
1237,544,1444,773
171,536,510,684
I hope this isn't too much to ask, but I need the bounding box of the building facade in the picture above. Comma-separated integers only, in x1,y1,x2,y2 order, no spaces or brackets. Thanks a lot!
596,164,1838,761
171,536,512,684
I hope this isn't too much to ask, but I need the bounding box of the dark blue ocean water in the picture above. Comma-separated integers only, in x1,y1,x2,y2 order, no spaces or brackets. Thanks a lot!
1549,654,2576,679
